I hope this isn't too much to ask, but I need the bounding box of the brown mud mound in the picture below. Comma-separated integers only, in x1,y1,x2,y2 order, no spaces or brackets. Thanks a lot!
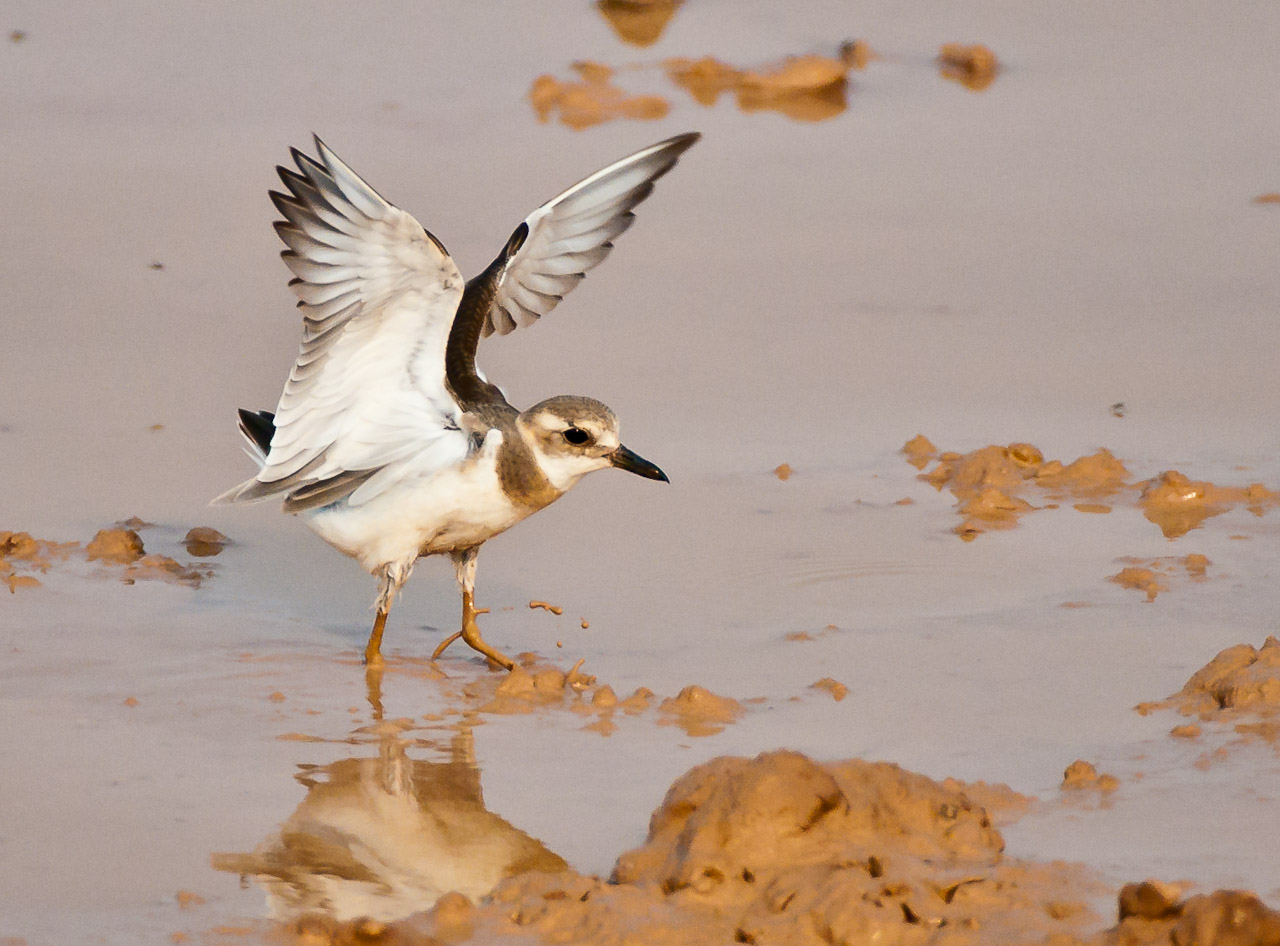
3,523,215,589
2,529,80,591
911,438,1129,540
1143,637,1280,719
239,751,1280,946
908,437,1279,543
265,750,1105,946
1137,638,1280,758
1109,882,1280,946
1139,471,1279,539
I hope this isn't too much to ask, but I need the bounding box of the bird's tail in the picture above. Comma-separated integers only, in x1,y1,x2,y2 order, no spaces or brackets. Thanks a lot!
210,409,277,505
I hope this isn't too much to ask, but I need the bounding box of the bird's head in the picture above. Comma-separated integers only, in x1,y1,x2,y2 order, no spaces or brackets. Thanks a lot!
517,395,668,492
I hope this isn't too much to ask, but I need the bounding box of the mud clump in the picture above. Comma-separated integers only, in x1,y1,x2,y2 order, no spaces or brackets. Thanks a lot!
1148,637,1280,720
3,523,218,589
2,529,77,591
86,528,146,564
184,526,228,557
665,52,853,122
1061,760,1120,794
530,61,669,130
1139,471,1279,539
911,437,1280,543
901,433,937,470
915,439,1127,539
595,0,682,47
1109,882,1280,945
658,685,744,737
1109,566,1167,602
430,654,719,738
1108,555,1210,602
938,43,999,91
1136,638,1280,759
810,677,849,701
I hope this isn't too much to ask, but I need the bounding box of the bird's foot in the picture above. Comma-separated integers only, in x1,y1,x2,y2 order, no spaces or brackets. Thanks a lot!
433,599,512,670
460,611,514,671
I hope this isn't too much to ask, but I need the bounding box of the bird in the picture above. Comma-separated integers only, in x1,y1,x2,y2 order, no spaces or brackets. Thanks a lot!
215,132,700,670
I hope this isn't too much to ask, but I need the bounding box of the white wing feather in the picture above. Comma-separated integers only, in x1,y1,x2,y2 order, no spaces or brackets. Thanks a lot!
483,132,700,337
227,137,469,509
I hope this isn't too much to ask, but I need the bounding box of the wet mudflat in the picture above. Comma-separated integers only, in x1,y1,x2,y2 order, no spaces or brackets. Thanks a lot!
5,1,1280,943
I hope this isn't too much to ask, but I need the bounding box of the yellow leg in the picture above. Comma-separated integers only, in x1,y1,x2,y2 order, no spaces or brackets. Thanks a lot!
364,608,388,667
433,591,513,669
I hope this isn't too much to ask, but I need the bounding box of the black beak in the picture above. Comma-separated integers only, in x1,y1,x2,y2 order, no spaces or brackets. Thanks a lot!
609,444,669,482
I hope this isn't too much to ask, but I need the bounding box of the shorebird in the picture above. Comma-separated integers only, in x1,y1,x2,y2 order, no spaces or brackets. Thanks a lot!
215,132,699,670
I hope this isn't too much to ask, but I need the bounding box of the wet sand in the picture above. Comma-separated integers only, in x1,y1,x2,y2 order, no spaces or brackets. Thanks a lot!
5,1,1280,943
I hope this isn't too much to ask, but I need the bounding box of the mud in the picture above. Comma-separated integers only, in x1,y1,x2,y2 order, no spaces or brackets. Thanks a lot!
3,523,214,589
1061,760,1120,794
810,677,849,701
1,529,79,591
594,0,682,47
243,750,1280,946
665,52,852,122
1108,555,1209,602
185,526,229,557
347,655,743,741
255,749,1097,945
529,62,670,130
1139,472,1279,539
937,43,1000,91
1139,638,1280,723
1110,884,1280,946
910,439,1279,544
1134,638,1280,765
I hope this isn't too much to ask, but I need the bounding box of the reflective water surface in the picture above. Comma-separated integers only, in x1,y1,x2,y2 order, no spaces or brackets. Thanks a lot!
5,0,1280,942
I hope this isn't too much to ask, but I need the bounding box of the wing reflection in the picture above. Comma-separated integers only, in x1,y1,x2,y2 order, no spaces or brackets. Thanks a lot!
212,669,566,923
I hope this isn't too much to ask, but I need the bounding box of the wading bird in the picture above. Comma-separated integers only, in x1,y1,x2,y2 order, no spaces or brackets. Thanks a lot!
216,133,699,669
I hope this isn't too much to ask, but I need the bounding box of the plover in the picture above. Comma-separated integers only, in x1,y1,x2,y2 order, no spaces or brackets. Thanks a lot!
215,132,699,670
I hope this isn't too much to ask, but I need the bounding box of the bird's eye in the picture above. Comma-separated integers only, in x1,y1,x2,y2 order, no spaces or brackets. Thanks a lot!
562,427,590,446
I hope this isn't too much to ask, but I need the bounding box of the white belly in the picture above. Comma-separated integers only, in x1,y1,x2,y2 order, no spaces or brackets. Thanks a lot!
301,455,528,574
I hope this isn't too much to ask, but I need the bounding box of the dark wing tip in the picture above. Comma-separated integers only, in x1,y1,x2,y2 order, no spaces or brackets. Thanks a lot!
663,131,702,154
237,409,276,454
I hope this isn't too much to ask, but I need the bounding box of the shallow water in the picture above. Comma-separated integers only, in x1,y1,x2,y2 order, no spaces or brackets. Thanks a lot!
5,1,1280,942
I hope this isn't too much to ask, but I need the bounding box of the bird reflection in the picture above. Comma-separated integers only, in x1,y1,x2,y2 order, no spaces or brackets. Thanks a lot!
212,668,566,923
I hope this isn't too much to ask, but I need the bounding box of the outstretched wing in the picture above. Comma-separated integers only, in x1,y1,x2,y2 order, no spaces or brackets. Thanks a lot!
479,132,700,337
218,137,469,511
